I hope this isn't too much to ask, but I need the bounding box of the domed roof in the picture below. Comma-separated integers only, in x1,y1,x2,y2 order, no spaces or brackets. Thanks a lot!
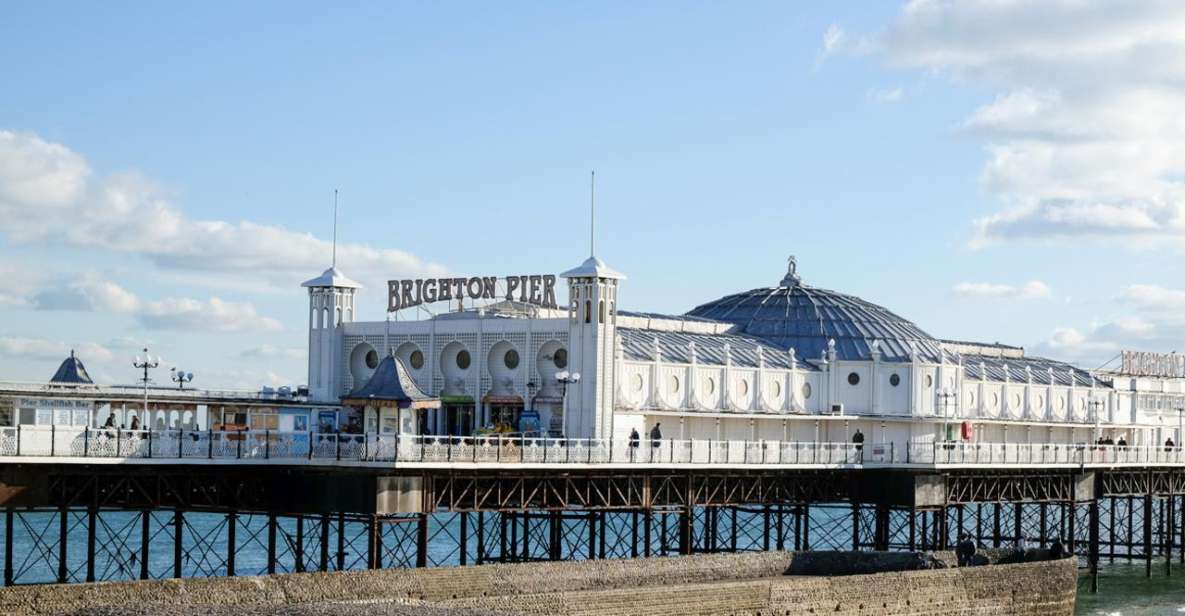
685,257,943,362
50,350,93,385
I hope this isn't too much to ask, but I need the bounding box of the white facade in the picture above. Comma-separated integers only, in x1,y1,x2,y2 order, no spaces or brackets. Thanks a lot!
305,255,1185,448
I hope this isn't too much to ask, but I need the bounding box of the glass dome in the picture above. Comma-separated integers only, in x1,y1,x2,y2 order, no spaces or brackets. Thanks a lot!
686,258,943,362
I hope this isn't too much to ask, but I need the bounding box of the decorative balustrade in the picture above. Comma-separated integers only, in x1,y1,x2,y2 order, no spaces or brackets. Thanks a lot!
0,425,1181,467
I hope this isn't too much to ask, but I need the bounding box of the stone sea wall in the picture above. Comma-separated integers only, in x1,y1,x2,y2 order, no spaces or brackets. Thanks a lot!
0,550,1076,616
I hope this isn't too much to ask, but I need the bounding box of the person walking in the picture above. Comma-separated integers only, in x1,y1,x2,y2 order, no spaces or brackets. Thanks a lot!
628,428,640,462
649,423,662,461
851,429,865,462
956,532,977,567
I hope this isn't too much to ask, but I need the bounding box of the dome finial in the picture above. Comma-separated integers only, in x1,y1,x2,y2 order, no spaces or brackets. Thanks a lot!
781,255,801,287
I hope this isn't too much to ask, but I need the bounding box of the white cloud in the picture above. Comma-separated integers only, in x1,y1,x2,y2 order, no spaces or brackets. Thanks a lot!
139,297,284,333
866,87,905,104
951,279,1050,300
0,336,113,363
1119,284,1185,312
0,131,448,294
830,2,1185,246
34,274,140,313
239,345,306,360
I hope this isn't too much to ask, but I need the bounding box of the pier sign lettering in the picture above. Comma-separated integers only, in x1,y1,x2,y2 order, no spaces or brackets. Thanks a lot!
1121,350,1185,378
389,275,558,312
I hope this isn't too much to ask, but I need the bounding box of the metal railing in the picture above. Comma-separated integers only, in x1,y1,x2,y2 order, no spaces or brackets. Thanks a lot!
0,426,1182,467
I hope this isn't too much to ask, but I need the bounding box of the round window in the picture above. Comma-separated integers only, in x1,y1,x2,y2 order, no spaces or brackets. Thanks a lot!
925,374,933,388
772,381,781,397
739,380,749,396
889,373,901,387
966,391,975,406
456,350,471,370
553,348,568,369
1012,393,1022,408
802,382,812,400
847,372,860,386
504,349,520,370
365,349,379,369
670,375,680,392
632,374,644,392
705,378,716,394
409,350,424,369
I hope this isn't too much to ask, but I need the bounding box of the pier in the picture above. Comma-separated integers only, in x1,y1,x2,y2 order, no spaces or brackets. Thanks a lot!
0,428,1180,596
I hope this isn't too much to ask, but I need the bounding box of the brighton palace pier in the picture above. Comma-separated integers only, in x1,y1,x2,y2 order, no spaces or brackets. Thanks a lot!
0,249,1184,592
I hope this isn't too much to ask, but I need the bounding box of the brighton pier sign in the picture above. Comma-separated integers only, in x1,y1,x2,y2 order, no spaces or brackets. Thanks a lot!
389,275,558,312
1121,350,1185,378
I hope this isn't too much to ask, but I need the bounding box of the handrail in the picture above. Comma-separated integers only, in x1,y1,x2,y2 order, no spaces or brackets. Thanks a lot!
0,427,1181,467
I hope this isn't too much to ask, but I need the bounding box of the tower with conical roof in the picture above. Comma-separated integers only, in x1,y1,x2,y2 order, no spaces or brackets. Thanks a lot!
303,266,360,401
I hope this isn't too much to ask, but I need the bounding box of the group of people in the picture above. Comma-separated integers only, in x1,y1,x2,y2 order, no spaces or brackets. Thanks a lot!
627,424,664,461
955,532,1066,567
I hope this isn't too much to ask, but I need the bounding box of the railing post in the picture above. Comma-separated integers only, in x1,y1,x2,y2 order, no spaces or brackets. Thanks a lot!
309,432,315,460
236,431,242,459
265,430,270,459
15,424,20,457
906,441,911,463
147,428,153,458
207,430,212,459
336,433,342,461
50,424,55,456
177,429,183,459
83,427,89,457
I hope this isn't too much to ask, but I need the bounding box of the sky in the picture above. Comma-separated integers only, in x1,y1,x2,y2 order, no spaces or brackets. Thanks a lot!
2,1,1185,389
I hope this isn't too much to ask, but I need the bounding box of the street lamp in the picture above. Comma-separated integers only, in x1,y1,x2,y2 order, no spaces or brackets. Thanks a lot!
1088,397,1105,444
555,370,581,438
133,348,160,424
171,367,194,390
937,388,957,444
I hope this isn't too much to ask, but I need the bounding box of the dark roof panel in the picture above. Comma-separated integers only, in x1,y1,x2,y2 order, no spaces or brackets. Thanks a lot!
50,351,93,385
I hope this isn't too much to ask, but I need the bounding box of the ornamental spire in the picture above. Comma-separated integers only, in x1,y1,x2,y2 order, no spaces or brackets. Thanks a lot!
781,255,801,287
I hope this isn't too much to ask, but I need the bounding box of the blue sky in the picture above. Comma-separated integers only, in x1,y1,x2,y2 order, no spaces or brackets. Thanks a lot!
2,1,1184,388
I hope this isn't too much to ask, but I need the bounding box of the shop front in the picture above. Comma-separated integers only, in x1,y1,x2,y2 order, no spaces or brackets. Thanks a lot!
482,394,524,434
442,395,476,436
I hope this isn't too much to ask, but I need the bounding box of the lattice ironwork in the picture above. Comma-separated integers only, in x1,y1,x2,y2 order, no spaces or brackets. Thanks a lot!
377,517,419,569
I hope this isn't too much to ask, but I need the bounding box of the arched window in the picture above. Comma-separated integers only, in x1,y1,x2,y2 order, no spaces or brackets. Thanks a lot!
335,307,342,327
322,308,329,329
598,300,605,323
584,300,591,324
311,308,318,329
344,307,352,323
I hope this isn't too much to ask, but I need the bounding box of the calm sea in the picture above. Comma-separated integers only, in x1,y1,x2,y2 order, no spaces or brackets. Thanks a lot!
1,510,1182,613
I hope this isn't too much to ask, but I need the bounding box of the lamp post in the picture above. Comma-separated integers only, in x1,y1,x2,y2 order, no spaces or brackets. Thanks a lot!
937,388,957,444
555,370,581,438
1088,397,1105,444
133,348,160,423
171,368,194,390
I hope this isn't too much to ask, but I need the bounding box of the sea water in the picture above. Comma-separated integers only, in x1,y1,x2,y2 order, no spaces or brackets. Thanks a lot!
2,510,1183,614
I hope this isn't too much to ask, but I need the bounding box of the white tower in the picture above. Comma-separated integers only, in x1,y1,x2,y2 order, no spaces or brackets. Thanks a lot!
302,267,360,402
561,256,624,439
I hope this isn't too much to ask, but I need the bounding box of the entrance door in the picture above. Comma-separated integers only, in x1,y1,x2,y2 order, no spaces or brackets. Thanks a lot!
491,405,523,433
446,405,475,436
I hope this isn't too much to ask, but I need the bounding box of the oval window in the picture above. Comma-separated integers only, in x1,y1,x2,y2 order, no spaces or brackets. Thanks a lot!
847,372,860,386
925,374,933,389
802,382,812,400
504,349,520,370
1012,393,1022,408
456,350,471,370
739,380,749,396
632,374,644,392
889,373,901,387
553,348,568,369
410,350,424,369
772,381,782,397
705,377,716,394
365,349,379,369
670,375,680,393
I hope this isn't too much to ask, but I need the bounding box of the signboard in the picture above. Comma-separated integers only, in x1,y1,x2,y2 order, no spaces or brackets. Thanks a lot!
388,275,558,312
1121,351,1185,378
519,409,541,433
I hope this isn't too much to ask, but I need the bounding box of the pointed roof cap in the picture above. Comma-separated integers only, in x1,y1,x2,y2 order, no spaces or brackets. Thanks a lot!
302,267,361,289
342,353,439,408
560,256,625,280
50,350,94,385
